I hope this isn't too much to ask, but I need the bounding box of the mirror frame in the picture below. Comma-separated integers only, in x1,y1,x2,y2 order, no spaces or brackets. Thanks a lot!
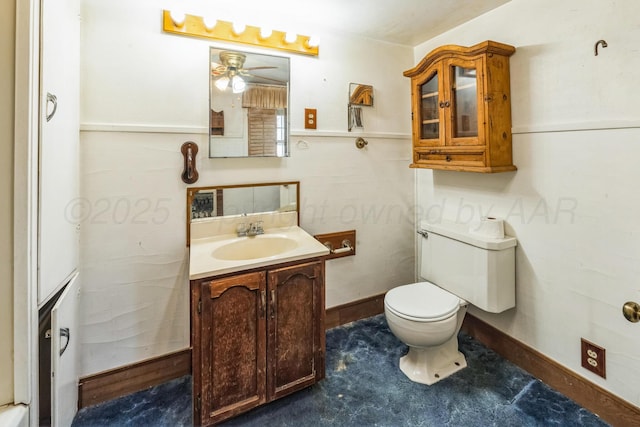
186,181,300,244
209,46,291,158
349,83,374,106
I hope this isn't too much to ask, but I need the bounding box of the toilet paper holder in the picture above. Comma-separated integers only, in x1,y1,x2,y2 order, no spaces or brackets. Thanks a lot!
325,239,353,255
314,230,356,260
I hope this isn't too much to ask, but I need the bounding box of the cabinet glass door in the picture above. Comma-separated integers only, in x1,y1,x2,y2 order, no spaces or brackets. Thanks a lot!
420,72,440,140
451,65,479,138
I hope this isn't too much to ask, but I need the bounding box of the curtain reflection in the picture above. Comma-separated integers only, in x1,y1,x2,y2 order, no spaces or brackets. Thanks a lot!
242,84,288,109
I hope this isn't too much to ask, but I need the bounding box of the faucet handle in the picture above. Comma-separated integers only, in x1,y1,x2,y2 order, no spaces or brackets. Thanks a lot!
236,222,247,236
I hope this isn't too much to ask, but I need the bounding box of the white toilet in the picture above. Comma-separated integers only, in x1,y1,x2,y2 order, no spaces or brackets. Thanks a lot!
384,219,517,385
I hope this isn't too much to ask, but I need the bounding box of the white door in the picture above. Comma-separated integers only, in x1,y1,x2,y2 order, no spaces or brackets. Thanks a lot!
50,272,80,427
38,0,80,305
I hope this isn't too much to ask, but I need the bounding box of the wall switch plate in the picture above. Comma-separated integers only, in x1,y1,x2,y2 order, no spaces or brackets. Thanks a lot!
581,338,606,378
305,108,317,129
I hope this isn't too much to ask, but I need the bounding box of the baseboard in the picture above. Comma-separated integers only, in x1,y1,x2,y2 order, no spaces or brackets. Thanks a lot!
78,349,191,409
325,293,386,329
76,295,387,409
76,300,640,427
462,314,640,427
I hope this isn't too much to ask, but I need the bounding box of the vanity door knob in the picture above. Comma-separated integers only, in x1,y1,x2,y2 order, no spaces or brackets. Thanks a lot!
445,155,452,162
260,291,266,318
269,289,276,319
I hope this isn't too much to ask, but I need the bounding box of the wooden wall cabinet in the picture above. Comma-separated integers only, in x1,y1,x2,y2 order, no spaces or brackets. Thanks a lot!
404,40,516,173
190,259,325,426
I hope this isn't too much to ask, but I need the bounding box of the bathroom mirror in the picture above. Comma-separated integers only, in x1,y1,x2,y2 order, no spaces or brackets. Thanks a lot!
209,46,290,158
349,83,374,106
187,181,299,241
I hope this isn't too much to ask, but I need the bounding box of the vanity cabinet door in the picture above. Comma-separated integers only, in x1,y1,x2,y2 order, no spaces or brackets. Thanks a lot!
267,260,325,400
195,271,267,426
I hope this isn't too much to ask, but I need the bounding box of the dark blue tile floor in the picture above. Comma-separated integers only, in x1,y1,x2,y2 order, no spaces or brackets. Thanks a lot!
72,314,609,426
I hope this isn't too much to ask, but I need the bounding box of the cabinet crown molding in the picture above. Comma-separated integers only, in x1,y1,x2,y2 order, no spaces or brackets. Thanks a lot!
404,40,516,78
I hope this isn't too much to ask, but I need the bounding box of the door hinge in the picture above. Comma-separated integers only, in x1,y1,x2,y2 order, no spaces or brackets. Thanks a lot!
196,394,201,412
197,299,202,314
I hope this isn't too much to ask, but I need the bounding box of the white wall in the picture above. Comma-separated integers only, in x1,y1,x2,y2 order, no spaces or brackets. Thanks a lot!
414,0,640,407
0,0,16,406
79,0,415,376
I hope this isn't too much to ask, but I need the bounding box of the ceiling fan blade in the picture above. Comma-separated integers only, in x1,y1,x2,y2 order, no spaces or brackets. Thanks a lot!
243,73,286,84
211,65,228,76
244,66,278,71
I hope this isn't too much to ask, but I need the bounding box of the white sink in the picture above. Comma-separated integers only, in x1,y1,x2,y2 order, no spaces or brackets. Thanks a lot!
189,225,330,279
212,235,298,260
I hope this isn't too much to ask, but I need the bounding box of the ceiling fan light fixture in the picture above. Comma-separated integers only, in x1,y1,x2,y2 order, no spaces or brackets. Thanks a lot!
214,76,230,91
232,75,246,93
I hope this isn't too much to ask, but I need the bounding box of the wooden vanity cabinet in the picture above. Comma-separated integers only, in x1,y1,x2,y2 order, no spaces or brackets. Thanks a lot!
404,40,516,173
190,259,325,426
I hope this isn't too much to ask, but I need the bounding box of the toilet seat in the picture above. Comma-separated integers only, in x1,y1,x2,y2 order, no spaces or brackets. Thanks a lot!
385,282,463,322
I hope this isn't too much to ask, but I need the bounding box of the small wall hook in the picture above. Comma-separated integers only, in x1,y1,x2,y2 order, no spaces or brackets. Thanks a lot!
594,39,608,56
181,141,199,184
355,137,368,149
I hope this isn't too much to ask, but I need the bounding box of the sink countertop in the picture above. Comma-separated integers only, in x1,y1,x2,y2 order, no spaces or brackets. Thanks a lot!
189,225,330,280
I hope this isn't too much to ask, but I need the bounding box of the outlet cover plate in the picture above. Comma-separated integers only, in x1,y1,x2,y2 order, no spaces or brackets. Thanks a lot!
305,108,317,129
581,338,606,378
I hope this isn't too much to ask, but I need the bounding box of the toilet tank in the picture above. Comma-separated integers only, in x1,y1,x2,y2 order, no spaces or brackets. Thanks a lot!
420,220,517,313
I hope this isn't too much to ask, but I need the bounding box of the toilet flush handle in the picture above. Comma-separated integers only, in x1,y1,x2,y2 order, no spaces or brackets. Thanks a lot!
417,230,428,239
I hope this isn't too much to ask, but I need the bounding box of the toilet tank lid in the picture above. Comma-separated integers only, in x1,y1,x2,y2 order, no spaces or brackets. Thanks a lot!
420,220,517,250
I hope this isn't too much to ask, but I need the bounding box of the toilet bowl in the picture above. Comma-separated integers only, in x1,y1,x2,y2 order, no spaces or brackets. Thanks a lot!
384,219,517,385
384,281,468,385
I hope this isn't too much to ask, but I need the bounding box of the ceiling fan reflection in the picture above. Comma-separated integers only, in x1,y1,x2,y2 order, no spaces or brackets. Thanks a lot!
211,51,284,92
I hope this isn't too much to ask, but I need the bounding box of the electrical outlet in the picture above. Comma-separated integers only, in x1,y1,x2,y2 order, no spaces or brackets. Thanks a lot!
305,108,317,129
581,338,606,378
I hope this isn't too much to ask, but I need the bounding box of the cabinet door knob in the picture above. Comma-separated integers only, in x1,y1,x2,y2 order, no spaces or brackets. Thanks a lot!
445,155,452,162
269,289,276,319
439,101,445,108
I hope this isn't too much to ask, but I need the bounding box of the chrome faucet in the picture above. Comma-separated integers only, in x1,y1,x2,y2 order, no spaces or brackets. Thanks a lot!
247,221,264,236
236,221,264,237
